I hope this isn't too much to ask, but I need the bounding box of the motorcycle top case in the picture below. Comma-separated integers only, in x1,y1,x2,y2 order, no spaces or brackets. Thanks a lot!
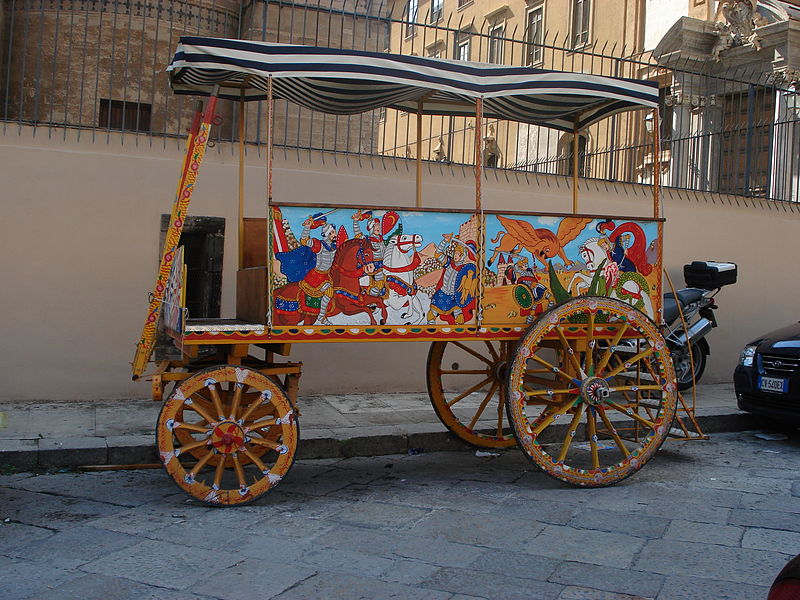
683,261,737,289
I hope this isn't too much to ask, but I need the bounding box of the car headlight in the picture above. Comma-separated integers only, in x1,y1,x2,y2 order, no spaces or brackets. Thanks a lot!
739,345,757,367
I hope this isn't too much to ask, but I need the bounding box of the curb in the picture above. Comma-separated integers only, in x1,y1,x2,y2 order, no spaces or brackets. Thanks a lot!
0,410,757,471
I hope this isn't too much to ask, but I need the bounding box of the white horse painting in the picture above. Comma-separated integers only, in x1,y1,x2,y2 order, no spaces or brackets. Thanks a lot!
382,233,427,325
568,237,655,319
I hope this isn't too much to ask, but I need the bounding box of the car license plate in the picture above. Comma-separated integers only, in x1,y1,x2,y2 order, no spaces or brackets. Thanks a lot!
759,376,788,393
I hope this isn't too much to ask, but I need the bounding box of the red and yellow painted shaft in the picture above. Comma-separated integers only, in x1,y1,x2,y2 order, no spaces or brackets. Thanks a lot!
132,96,219,378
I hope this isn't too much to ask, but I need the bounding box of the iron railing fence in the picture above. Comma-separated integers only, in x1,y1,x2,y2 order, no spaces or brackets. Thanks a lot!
1,0,798,201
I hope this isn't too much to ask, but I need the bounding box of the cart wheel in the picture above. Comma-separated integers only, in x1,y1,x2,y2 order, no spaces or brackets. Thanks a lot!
427,341,516,448
157,365,298,506
506,297,677,487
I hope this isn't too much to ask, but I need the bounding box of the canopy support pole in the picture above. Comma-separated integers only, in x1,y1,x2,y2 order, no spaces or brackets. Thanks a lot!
475,97,484,329
132,90,219,379
238,91,246,270
416,101,423,208
652,107,661,219
572,123,579,214
266,76,274,329
475,98,483,213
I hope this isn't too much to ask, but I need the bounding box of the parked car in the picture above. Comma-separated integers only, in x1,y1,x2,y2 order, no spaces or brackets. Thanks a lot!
734,321,800,429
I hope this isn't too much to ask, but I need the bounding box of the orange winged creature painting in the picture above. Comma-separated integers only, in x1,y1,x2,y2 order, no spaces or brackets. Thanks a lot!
488,216,593,268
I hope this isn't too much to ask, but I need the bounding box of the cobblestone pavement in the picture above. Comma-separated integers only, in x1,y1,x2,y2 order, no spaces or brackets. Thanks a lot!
1,431,798,600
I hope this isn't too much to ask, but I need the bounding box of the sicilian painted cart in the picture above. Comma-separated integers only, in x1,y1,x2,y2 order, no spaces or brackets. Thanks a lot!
133,37,677,506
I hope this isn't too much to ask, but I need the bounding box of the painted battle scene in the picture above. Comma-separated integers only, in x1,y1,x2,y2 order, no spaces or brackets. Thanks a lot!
270,206,480,327
269,206,661,329
483,214,661,326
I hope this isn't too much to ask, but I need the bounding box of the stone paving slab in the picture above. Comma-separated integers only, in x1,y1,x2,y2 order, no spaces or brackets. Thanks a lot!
1,432,799,599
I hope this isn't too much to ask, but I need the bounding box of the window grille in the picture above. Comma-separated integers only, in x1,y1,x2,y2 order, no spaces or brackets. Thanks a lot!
98,99,152,133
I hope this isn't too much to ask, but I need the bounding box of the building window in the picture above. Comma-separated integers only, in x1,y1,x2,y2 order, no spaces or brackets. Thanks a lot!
571,0,591,48
488,24,505,64
455,32,471,61
718,86,774,197
430,0,444,23
428,45,443,59
98,99,152,132
525,4,544,65
457,0,472,8
406,0,418,37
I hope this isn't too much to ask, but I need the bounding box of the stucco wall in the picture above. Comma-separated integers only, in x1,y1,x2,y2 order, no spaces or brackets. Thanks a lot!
2,125,798,401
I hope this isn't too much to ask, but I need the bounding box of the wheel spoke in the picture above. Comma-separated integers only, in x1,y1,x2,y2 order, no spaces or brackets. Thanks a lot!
248,437,280,450
528,354,580,385
176,437,210,456
232,454,247,488
602,348,655,380
532,400,577,436
175,422,210,434
609,385,661,393
438,369,489,375
213,457,226,489
189,449,215,476
242,447,268,473
207,384,226,421
452,341,494,366
557,403,586,462
239,394,267,424
596,406,630,458
467,380,499,429
587,407,600,469
246,417,278,431
186,395,217,425
522,384,563,405
595,324,629,374
229,383,245,421
585,312,595,374
556,328,584,378
605,401,657,430
484,341,500,362
446,377,493,408
525,388,579,397
496,393,506,438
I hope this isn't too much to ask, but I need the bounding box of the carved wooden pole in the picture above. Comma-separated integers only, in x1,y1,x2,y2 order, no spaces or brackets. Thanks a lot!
416,99,423,208
652,107,661,219
238,90,246,270
572,122,579,214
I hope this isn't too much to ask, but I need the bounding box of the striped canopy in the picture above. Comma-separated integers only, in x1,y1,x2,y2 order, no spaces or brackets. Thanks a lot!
168,37,659,132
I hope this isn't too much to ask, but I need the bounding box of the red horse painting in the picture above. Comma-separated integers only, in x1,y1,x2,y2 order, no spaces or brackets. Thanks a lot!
272,239,386,326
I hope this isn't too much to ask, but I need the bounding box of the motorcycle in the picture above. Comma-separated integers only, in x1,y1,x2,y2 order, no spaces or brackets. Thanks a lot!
662,261,737,390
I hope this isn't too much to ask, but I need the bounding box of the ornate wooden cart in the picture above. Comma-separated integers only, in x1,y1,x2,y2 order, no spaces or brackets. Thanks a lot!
133,37,676,506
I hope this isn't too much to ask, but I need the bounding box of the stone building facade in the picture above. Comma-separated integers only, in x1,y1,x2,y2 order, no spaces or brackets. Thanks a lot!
378,0,652,182
0,0,387,152
648,0,800,201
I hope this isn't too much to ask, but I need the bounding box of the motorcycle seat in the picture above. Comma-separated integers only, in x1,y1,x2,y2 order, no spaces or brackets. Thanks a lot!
662,288,705,324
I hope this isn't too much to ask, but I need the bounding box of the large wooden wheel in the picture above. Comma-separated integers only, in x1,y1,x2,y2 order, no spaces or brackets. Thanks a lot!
506,297,677,487
426,340,516,448
157,365,298,506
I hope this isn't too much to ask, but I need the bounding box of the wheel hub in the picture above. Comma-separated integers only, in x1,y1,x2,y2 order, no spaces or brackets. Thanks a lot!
493,360,507,381
211,421,245,455
581,377,611,406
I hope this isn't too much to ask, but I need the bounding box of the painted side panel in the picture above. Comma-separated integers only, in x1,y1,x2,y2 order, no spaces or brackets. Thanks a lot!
184,206,663,344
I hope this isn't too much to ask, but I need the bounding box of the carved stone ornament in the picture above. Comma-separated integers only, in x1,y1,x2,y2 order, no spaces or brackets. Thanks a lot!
711,0,765,61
